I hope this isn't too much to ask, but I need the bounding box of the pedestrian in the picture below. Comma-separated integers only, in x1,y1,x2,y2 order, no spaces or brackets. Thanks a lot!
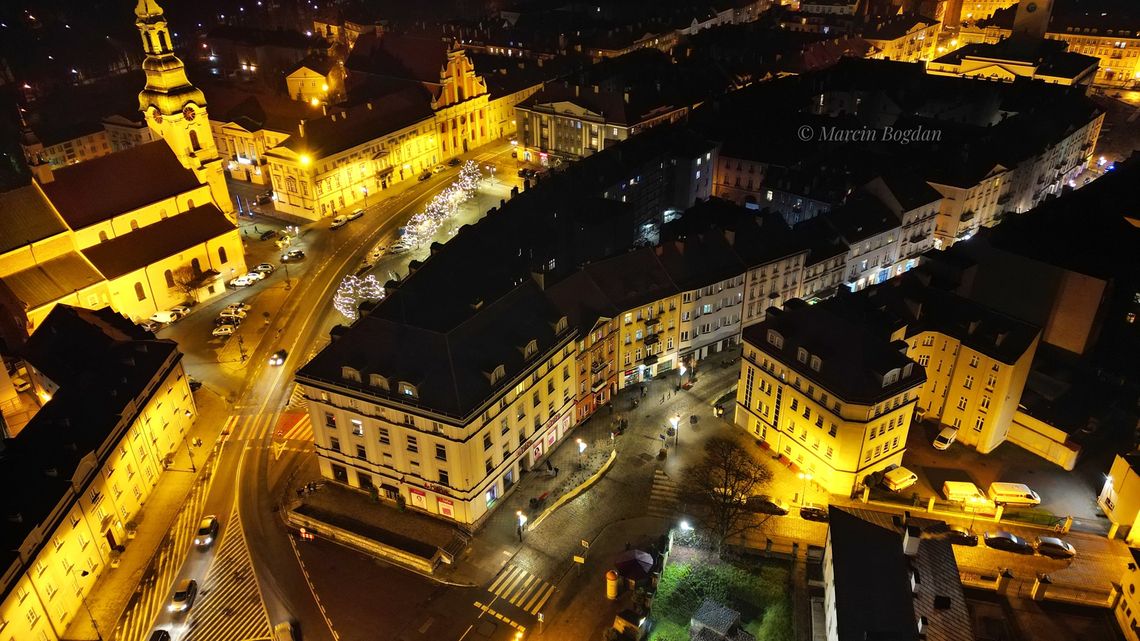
555,467,560,476
517,526,523,542
662,394,665,404
546,459,553,471
254,225,260,233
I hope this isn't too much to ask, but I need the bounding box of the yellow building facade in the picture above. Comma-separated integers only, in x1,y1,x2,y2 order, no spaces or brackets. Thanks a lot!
0,307,196,641
735,305,926,495
616,295,682,387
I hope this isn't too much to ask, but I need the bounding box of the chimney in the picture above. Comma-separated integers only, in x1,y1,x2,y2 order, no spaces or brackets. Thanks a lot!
30,162,54,184
902,525,921,556
967,319,980,335
995,330,1008,346
623,92,630,104
367,102,373,110
575,85,580,97
299,119,306,137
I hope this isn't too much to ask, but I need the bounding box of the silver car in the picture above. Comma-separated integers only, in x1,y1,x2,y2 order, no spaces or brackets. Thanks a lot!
1034,536,1076,559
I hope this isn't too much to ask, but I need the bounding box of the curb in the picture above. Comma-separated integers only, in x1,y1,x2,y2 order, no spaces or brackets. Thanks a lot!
528,449,619,532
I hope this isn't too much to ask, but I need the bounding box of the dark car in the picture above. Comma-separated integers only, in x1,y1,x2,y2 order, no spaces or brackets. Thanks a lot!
214,316,242,327
269,349,288,366
418,170,432,181
281,249,306,262
259,229,277,241
147,631,171,641
447,157,461,167
983,531,1034,554
188,378,203,392
256,191,273,204
944,525,979,546
799,504,829,522
746,495,790,516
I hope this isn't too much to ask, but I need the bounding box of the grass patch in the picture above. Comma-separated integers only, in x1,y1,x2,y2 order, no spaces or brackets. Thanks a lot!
649,560,792,641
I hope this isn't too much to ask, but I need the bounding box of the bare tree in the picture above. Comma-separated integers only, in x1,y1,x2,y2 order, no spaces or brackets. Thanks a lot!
171,266,199,302
683,437,773,551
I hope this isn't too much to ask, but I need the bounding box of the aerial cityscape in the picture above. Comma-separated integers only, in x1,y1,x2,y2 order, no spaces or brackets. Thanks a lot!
0,0,1139,640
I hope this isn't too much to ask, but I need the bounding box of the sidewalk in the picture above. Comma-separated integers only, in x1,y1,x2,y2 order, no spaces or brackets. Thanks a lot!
64,386,233,641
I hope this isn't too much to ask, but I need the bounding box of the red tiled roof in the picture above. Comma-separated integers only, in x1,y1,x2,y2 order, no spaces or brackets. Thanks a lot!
41,141,203,230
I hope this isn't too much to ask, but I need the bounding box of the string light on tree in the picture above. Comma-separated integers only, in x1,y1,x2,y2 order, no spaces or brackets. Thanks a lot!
333,274,386,321
400,161,483,248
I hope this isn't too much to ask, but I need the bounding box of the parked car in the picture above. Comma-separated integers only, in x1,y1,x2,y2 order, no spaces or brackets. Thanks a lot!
253,263,275,274
188,378,203,392
256,191,273,204
170,304,192,316
447,157,461,167
281,249,306,262
329,216,349,229
168,579,198,613
11,376,31,393
223,302,251,313
195,515,219,547
517,168,536,178
432,164,447,174
259,229,277,241
883,466,918,492
746,495,790,516
933,427,958,450
1034,536,1076,559
244,271,266,282
269,349,288,366
983,531,1034,554
987,482,1041,507
212,325,236,337
218,308,247,320
215,316,242,327
347,208,365,221
147,631,171,641
229,275,255,288
275,235,293,249
711,487,748,505
389,242,410,254
944,525,979,546
139,320,162,333
149,309,183,324
799,504,829,522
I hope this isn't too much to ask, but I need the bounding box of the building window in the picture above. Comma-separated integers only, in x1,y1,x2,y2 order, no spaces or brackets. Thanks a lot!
324,412,336,428
329,437,341,452
134,282,146,301
407,435,419,453
378,427,390,444
964,375,974,389
974,416,985,432
164,269,175,288
483,433,493,451
219,246,228,264
435,444,447,462
439,470,450,486
351,419,364,436
485,459,494,474
355,444,367,459
957,397,967,410
969,355,979,367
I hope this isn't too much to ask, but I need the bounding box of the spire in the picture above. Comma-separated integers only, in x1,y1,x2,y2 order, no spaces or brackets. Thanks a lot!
135,0,165,20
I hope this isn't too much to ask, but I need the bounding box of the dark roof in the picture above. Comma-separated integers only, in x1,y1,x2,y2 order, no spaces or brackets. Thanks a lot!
82,205,237,279
692,599,740,636
346,31,449,84
932,39,1098,80
40,141,203,229
743,298,925,403
0,306,179,585
278,86,434,158
206,25,324,49
289,53,336,76
828,508,920,641
0,184,69,253
824,192,901,244
23,304,153,384
862,14,936,41
30,119,105,147
829,507,975,641
582,248,680,312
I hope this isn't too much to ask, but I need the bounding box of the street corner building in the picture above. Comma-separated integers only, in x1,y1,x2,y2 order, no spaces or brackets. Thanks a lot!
295,281,579,528
0,305,196,641
734,298,927,497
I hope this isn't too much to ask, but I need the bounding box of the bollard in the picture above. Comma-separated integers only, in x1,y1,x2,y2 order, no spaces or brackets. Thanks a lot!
606,570,620,600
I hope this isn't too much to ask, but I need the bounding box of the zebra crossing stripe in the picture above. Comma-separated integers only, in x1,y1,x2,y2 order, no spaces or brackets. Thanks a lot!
523,582,555,614
487,566,513,593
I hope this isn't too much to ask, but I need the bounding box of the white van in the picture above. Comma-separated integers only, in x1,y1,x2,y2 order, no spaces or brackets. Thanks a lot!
883,466,918,492
942,481,989,505
987,482,1041,506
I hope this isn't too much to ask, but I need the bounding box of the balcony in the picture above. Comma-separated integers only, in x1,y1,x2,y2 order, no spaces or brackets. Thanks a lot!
959,210,975,222
591,378,608,393
644,316,661,326
644,333,661,346
591,361,606,374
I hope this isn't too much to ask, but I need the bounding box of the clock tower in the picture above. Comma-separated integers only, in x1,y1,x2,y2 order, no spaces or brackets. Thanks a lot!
134,0,231,214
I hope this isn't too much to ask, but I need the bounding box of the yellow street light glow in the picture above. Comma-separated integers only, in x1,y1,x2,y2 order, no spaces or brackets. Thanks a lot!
309,97,320,106
322,83,329,92
299,154,311,166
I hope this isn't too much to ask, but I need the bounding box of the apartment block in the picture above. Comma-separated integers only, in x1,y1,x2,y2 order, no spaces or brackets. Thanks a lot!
735,300,926,495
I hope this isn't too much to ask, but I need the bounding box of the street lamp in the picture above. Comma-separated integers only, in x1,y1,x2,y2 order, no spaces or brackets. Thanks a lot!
77,570,104,641
798,472,813,506
577,438,587,468
183,410,197,472
361,185,369,210
516,510,528,541
678,362,687,390
679,520,693,531
669,414,681,449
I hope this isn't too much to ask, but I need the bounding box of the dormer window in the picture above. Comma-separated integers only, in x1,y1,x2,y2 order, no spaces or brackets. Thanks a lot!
882,368,900,387
398,382,418,398
342,366,361,382
796,347,808,364
766,329,784,349
523,339,538,359
555,316,568,334
490,364,506,384
369,373,389,390
809,355,822,372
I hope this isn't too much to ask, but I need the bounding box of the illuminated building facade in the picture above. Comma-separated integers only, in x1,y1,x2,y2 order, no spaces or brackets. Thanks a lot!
0,306,196,641
863,15,941,63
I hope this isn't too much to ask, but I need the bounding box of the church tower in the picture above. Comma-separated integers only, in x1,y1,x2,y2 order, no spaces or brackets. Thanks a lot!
134,0,232,214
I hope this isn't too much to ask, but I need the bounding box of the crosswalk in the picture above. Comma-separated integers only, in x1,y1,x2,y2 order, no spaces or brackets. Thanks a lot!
275,413,312,442
648,469,682,519
113,458,214,641
182,509,271,641
482,564,556,617
285,383,308,411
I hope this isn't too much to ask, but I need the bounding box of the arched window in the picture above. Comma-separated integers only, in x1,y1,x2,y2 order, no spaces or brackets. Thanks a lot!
159,31,170,53
189,130,201,152
191,258,202,274
187,199,195,209
164,269,175,288
134,282,146,301
218,246,228,264
159,209,167,220
130,219,139,231
98,231,108,242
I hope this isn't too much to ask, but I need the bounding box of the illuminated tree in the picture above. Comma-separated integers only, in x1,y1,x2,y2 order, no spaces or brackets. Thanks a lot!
333,274,385,321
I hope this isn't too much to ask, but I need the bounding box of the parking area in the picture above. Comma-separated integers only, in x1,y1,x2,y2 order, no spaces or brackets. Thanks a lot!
902,420,1106,523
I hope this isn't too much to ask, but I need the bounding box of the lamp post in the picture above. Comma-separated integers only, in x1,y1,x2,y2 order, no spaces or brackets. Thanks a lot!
669,414,681,449
77,570,104,641
183,410,197,472
677,362,687,390
361,185,369,210
516,510,527,541
283,260,291,291
798,472,813,506
577,438,587,468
